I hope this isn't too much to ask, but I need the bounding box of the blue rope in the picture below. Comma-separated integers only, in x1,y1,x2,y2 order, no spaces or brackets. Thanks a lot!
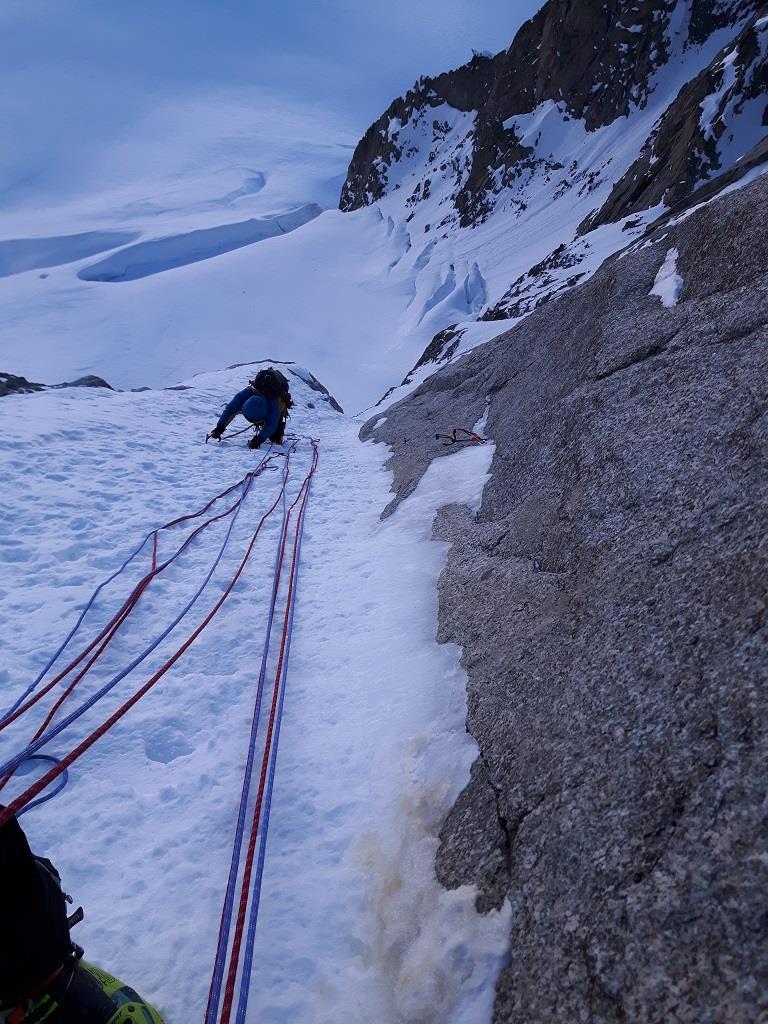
2,473,253,721
205,456,292,1024
15,754,70,817
234,454,313,1024
0,468,266,780
2,537,153,721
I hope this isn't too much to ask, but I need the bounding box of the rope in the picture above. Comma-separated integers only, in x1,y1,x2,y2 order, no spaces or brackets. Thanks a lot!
222,423,257,440
204,455,293,1024
0,478,253,736
0,471,261,741
2,469,261,722
211,440,318,1024
206,422,258,444
233,443,317,1024
0,455,286,787
14,755,69,818
1,436,316,1024
0,449,294,830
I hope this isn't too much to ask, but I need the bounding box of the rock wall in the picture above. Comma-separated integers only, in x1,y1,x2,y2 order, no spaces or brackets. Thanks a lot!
361,174,768,1022
340,0,766,227
585,10,768,231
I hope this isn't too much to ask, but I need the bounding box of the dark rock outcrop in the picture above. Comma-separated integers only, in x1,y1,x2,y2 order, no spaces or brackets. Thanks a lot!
52,375,113,391
0,372,112,397
0,372,45,397
584,8,768,231
341,0,765,228
362,173,768,1021
287,367,344,414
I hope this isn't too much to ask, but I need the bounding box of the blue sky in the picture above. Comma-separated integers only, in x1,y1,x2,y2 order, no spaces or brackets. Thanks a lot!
0,0,542,211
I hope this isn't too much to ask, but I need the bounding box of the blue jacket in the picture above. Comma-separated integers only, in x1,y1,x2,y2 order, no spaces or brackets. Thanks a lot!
217,387,280,444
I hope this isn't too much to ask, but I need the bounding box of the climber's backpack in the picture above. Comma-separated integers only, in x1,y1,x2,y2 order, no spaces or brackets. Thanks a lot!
250,367,290,400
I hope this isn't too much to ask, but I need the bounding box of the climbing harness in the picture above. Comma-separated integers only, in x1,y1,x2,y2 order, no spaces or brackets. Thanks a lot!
435,427,488,446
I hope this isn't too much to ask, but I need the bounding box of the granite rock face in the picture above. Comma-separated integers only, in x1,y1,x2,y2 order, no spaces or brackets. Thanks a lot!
362,174,768,1022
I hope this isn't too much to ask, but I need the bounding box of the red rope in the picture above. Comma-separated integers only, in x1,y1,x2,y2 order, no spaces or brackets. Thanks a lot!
218,444,317,1023
0,462,289,831
0,489,248,736
0,577,152,794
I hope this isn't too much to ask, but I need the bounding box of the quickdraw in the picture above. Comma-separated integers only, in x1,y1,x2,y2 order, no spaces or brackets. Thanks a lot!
435,427,488,446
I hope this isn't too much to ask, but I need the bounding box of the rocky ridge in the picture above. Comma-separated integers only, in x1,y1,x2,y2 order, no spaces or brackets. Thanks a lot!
342,0,765,228
585,7,768,229
341,0,767,400
0,371,113,398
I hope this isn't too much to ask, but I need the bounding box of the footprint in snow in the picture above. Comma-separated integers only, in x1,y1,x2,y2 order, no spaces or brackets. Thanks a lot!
144,725,196,764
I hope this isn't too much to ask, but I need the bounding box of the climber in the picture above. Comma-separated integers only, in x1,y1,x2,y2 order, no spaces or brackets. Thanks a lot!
208,367,292,449
0,809,165,1023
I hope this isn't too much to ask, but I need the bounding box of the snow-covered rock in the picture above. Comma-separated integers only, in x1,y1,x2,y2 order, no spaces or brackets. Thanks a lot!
340,0,768,400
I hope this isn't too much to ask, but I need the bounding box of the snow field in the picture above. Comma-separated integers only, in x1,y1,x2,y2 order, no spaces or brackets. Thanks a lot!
0,206,419,413
0,369,509,1022
248,428,509,1023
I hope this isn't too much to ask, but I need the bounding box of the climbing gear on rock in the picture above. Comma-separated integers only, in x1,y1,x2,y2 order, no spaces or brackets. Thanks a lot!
435,427,488,446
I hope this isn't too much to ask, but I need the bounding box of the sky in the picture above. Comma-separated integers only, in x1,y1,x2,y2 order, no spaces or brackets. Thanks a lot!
0,0,542,214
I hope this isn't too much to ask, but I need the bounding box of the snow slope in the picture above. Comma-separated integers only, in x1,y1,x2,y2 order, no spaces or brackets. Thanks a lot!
0,367,508,1022
2,8,764,415
0,96,414,412
0,206,423,413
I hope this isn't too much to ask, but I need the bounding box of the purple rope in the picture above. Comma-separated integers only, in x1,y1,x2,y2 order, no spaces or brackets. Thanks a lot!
234,449,314,1024
15,754,69,817
0,466,275,779
205,451,293,1024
